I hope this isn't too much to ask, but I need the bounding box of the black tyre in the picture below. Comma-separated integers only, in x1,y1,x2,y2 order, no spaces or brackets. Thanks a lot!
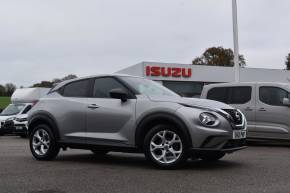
199,152,225,162
29,124,60,161
20,133,28,138
91,149,109,155
144,124,190,169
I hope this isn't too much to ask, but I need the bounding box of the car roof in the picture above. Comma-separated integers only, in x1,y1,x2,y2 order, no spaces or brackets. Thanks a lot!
204,82,290,88
51,74,143,92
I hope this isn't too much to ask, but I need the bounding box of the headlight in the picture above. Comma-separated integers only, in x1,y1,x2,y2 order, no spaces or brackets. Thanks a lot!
7,117,16,121
15,118,27,122
199,112,219,127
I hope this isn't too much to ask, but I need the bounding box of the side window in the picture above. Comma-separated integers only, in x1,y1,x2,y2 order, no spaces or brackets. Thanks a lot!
259,87,288,106
93,77,128,98
228,87,252,104
207,87,227,103
22,105,32,114
63,79,90,97
207,86,252,104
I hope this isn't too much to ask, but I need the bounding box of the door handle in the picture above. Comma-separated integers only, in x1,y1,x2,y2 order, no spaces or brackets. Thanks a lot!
258,108,267,112
88,104,99,109
245,107,253,111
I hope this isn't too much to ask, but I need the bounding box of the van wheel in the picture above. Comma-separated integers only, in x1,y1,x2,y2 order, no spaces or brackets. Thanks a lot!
91,149,109,155
199,152,225,162
29,124,60,161
144,124,189,169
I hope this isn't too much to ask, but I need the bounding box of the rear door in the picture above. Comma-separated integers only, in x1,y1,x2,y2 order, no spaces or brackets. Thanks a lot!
254,85,290,139
85,77,137,146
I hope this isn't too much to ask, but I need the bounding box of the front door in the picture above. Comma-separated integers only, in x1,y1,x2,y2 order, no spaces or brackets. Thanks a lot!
85,77,137,146
254,86,290,140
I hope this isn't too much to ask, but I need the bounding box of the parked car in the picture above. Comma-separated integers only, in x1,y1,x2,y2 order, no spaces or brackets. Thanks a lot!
201,82,290,141
0,103,32,137
28,75,247,169
0,88,49,137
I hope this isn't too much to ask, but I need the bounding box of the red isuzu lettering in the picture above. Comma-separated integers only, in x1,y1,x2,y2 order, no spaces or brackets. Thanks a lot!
146,66,192,78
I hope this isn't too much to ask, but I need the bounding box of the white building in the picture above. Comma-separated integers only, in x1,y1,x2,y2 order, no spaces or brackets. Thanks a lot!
117,61,290,97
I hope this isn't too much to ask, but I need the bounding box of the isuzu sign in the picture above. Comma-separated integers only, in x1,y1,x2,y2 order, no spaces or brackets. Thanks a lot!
145,66,192,78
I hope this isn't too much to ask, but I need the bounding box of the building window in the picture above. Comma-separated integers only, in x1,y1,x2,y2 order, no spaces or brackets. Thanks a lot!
162,81,204,97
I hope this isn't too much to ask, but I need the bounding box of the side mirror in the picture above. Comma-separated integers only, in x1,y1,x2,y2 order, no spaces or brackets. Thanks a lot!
283,98,290,106
109,88,128,102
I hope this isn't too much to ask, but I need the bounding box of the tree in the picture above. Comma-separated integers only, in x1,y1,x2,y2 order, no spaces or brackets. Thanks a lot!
192,47,246,67
61,74,77,81
286,53,290,70
32,81,53,88
0,85,5,96
5,83,17,96
31,74,78,88
51,78,61,85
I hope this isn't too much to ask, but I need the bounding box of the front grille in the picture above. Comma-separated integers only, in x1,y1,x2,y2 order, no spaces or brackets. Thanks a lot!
4,120,14,128
222,109,243,125
223,139,247,149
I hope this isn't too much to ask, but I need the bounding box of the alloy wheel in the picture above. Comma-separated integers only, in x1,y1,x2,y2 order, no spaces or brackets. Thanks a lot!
32,129,50,156
150,130,183,164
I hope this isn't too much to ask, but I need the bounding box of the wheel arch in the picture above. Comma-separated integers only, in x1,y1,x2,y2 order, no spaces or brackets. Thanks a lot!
28,111,60,140
135,112,192,149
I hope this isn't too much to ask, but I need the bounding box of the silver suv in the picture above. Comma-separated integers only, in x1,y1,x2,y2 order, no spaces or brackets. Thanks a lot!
28,75,247,168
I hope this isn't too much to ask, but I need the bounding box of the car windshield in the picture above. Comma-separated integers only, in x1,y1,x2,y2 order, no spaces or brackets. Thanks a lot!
120,77,179,97
1,104,26,116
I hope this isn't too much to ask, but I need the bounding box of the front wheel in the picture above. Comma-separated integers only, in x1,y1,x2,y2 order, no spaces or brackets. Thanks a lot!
29,124,60,161
144,124,189,169
199,152,225,162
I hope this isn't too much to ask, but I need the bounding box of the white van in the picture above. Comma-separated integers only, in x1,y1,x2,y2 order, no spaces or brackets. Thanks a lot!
0,88,49,137
201,82,290,141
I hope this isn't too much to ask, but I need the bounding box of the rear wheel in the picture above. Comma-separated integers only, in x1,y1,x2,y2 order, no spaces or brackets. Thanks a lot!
199,152,225,162
29,124,60,161
144,124,189,169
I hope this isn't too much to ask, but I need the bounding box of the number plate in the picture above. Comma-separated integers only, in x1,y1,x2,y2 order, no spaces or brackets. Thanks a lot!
15,126,23,130
233,130,247,139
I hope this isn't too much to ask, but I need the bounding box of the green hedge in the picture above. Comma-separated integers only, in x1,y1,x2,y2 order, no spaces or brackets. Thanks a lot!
0,97,11,110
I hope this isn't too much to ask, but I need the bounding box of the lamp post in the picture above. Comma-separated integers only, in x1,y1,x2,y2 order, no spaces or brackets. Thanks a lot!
232,0,240,82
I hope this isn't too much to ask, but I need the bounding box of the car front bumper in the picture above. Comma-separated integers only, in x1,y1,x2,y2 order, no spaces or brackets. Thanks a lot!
13,124,28,135
0,120,15,135
191,138,247,154
176,106,248,151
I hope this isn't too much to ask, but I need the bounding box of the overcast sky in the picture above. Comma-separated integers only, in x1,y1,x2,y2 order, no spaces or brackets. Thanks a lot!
0,0,290,87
